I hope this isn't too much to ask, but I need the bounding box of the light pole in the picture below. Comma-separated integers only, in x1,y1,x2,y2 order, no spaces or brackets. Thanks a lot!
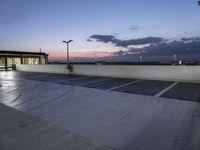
62,40,73,67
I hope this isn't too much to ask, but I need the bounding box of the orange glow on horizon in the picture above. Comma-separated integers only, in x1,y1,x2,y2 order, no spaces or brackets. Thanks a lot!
48,51,113,61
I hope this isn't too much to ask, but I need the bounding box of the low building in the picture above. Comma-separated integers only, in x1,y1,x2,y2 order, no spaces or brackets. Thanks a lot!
0,50,48,70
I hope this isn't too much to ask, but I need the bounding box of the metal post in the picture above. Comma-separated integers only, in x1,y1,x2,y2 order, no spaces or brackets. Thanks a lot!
173,54,176,62
20,54,23,64
62,40,73,68
5,56,8,71
45,55,48,64
39,48,42,64
67,43,69,66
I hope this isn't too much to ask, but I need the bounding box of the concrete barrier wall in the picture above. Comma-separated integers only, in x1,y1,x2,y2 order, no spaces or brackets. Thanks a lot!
16,64,68,74
73,65,200,82
16,64,200,82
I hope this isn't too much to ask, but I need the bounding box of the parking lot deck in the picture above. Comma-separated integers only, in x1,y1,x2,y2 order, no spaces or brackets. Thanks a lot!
1,71,200,150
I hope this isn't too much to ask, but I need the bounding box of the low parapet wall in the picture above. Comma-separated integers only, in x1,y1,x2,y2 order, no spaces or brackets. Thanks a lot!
16,64,200,82
16,64,68,74
73,65,200,82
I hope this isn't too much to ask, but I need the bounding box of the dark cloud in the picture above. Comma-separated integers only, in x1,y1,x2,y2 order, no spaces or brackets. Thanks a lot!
181,37,200,42
88,35,116,43
86,39,93,42
88,34,200,61
114,37,164,47
113,37,200,61
130,25,139,30
88,34,164,47
130,25,161,31
140,41,198,56
147,39,200,56
155,26,161,30
113,49,144,56
113,50,126,56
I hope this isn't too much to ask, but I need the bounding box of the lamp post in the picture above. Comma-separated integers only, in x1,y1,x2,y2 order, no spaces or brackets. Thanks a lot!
62,40,73,67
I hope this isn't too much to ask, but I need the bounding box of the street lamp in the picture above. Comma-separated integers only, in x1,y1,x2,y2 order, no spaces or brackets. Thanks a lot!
62,40,73,67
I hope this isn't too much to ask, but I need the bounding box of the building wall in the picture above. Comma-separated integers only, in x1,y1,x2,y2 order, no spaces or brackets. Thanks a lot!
7,57,21,65
23,57,39,65
16,64,200,82
0,56,47,66
0,57,5,65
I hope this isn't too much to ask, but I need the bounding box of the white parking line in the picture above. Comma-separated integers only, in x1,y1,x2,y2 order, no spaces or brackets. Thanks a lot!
25,74,54,79
155,82,178,97
30,75,65,80
79,78,113,86
55,76,88,83
107,79,142,91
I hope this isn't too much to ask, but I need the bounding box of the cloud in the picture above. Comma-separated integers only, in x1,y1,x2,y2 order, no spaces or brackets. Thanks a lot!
181,37,200,42
113,49,144,56
130,25,161,31
88,35,116,43
88,33,200,61
88,34,165,47
113,37,200,59
139,41,199,56
130,25,139,30
113,50,126,56
86,39,93,42
155,26,161,30
114,37,164,47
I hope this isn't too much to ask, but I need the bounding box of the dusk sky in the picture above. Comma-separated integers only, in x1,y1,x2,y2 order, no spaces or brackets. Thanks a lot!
0,0,200,62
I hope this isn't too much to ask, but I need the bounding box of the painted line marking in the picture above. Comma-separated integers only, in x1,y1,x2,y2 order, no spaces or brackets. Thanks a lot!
79,78,113,86
27,75,64,81
25,73,67,79
155,82,179,97
55,76,88,83
107,79,142,91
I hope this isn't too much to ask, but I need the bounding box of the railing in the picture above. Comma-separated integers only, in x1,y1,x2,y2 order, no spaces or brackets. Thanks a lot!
0,64,16,71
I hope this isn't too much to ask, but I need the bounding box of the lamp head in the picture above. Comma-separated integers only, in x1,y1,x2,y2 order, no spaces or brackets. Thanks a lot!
199,0,200,6
67,40,73,43
62,40,73,44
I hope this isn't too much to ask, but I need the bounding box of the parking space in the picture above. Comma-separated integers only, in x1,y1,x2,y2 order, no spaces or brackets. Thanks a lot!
57,76,111,85
29,74,84,82
1,71,200,103
82,78,137,90
161,82,200,102
45,75,85,83
2,72,200,150
112,80,174,96
27,74,67,80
